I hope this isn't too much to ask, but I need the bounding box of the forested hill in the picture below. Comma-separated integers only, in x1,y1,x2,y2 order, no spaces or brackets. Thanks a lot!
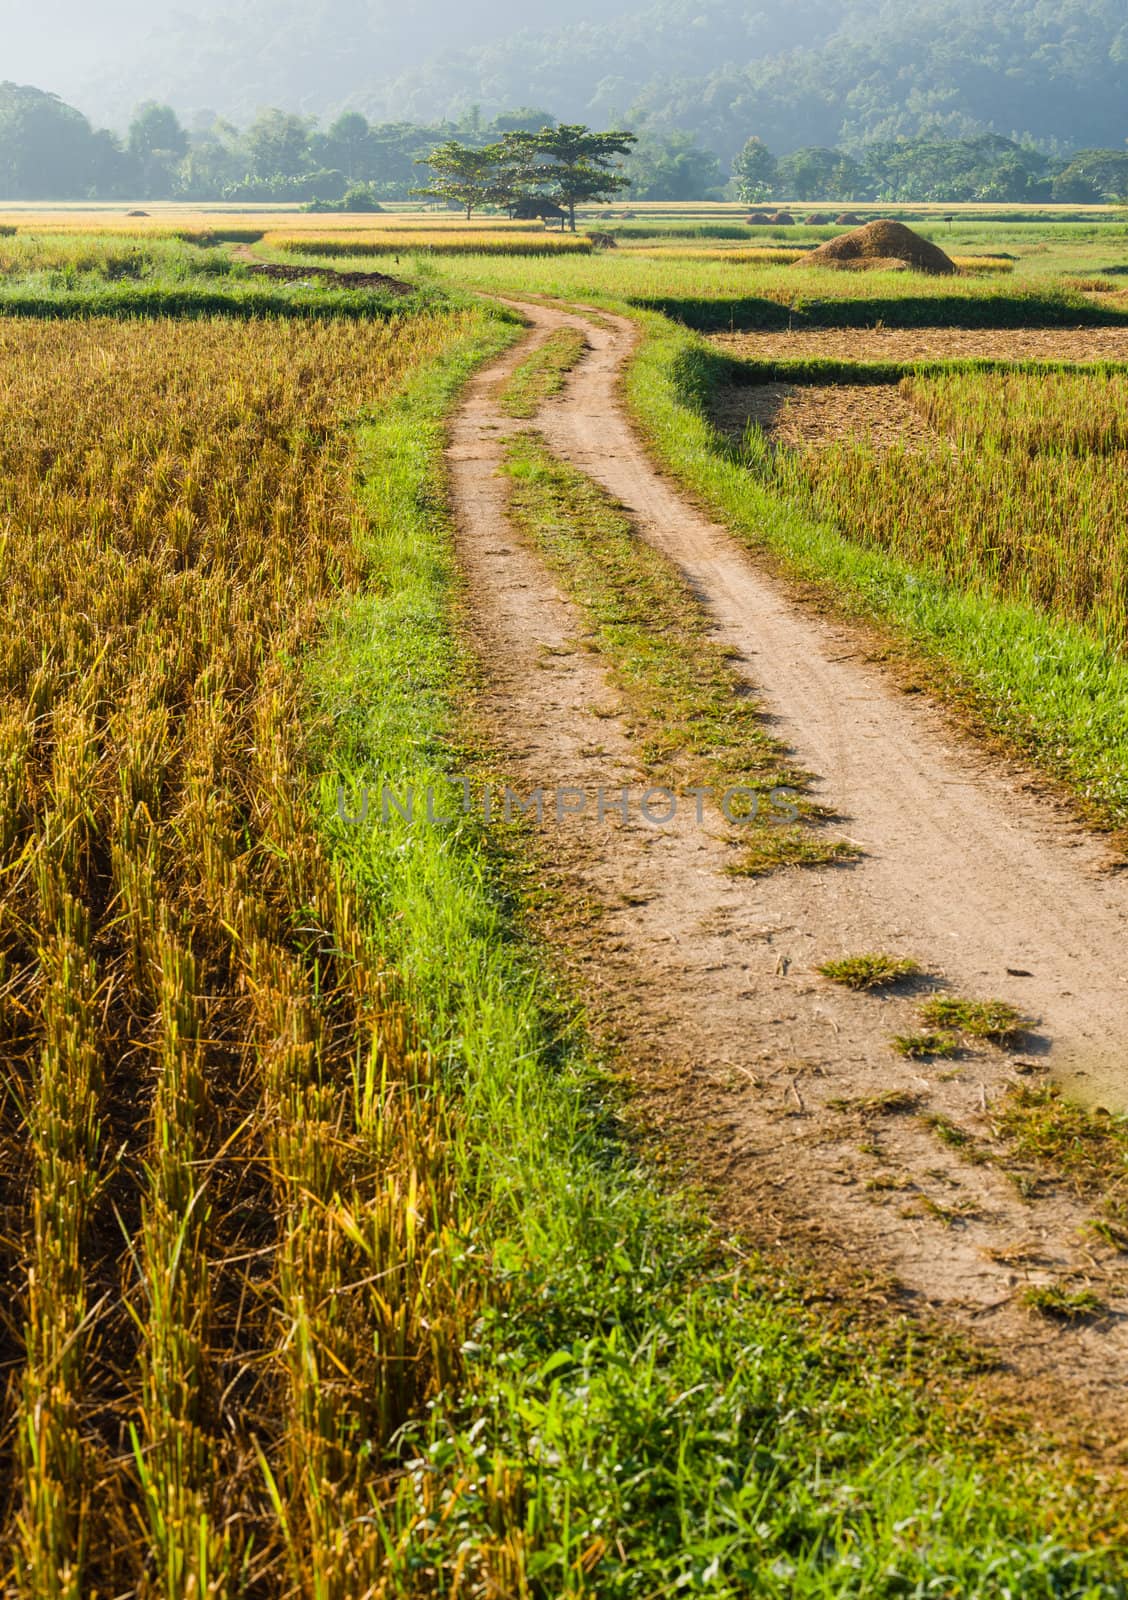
66,0,1128,157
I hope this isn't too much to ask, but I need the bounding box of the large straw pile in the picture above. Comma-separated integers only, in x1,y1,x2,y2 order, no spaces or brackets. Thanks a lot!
801,218,957,274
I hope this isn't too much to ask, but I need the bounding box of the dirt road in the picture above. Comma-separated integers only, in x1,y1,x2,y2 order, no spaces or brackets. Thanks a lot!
447,299,1128,1423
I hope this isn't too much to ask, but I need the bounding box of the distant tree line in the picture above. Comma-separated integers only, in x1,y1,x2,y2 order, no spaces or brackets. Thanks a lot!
2,81,1127,208
0,85,571,205
733,134,1128,205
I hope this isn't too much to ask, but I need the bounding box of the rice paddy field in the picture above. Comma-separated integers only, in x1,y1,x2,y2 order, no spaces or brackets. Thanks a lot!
0,310,497,1593
3,203,1128,1595
766,369,1128,639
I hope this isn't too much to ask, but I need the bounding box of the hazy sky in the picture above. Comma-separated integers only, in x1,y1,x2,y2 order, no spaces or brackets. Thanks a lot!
3,0,156,86
1,0,648,125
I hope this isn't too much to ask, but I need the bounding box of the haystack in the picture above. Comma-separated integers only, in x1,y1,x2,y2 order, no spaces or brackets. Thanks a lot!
771,211,795,225
804,212,831,224
801,218,956,275
835,212,863,225
745,211,773,224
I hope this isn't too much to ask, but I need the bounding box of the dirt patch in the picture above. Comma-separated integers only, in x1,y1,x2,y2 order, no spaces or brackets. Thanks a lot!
710,379,941,451
244,260,414,294
448,298,1128,1432
711,326,1128,363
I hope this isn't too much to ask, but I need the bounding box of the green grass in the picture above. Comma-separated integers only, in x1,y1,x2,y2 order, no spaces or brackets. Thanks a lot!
923,1115,988,1161
1022,1286,1107,1322
501,430,858,874
920,997,1025,1041
0,281,447,319
818,953,922,989
500,326,588,416
992,1084,1128,1218
301,322,1128,1592
892,1031,962,1059
632,286,1128,332
623,317,1128,834
716,355,1128,385
274,233,1128,323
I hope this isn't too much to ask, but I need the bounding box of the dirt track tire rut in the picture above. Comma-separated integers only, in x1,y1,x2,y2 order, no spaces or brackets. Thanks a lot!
447,299,1128,1428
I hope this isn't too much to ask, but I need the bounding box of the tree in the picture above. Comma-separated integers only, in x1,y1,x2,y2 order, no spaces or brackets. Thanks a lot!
412,140,506,219
178,117,242,200
322,111,372,183
243,109,313,179
863,134,1049,202
501,124,636,231
126,102,188,197
732,136,777,201
775,146,863,201
1051,148,1128,203
0,82,126,199
128,102,188,161
492,107,556,134
490,143,536,217
628,131,723,200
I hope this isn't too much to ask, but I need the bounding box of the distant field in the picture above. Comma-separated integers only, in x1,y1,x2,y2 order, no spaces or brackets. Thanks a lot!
268,229,594,255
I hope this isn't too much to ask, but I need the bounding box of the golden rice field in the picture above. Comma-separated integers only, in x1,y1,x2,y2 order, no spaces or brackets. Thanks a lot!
0,233,191,276
776,369,1128,640
0,312,479,1595
269,230,593,255
0,211,548,233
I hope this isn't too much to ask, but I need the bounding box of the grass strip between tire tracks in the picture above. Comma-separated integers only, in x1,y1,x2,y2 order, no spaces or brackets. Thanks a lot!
500,429,858,875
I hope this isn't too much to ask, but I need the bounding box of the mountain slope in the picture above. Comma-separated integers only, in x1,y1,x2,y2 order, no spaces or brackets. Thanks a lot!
64,0,1128,154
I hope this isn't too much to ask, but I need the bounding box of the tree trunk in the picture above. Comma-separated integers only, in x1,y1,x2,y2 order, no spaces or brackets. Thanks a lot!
568,196,575,232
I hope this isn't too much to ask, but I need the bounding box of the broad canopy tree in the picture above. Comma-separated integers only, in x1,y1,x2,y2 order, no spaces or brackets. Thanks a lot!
411,139,508,218
502,124,637,230
415,123,636,229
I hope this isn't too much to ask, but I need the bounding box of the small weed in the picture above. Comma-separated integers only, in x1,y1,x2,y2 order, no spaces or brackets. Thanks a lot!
831,1088,922,1116
818,952,921,990
1007,1169,1044,1200
892,1031,960,1060
920,996,1024,1042
923,1114,987,1162
992,1083,1128,1202
732,831,863,877
1084,1217,1128,1252
906,1195,979,1227
865,1172,913,1192
1022,1285,1106,1322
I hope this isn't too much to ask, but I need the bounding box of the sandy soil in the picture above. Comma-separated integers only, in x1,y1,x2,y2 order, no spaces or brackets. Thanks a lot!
711,326,1128,363
447,300,1128,1430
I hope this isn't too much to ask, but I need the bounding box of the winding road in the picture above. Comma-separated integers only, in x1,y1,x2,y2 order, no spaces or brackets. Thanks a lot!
447,297,1128,1424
